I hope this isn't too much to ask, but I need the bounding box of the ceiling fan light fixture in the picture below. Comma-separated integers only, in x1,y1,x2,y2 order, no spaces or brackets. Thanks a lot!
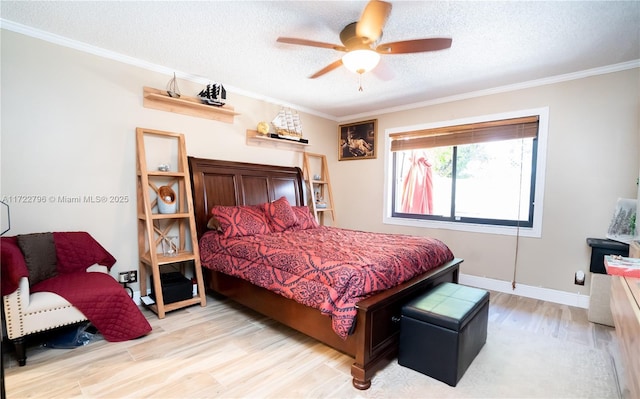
342,49,380,74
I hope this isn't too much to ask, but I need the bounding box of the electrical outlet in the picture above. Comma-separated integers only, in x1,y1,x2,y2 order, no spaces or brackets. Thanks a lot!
118,272,130,283
118,270,138,284
574,270,585,286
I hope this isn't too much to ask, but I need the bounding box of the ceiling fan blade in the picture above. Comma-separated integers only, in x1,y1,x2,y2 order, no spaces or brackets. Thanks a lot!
277,37,347,52
309,59,343,79
356,0,392,44
376,38,452,54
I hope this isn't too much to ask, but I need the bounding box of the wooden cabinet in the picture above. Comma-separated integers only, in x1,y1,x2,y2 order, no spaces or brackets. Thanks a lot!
302,153,336,226
143,87,239,123
136,127,206,318
610,240,640,399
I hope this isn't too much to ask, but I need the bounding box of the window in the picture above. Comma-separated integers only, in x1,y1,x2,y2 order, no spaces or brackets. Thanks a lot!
384,108,548,237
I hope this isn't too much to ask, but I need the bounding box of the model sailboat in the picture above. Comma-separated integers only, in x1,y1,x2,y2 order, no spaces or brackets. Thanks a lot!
166,73,181,98
271,108,305,141
198,83,226,106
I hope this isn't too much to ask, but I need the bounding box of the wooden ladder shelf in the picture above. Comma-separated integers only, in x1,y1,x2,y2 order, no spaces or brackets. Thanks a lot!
302,152,336,226
136,127,206,318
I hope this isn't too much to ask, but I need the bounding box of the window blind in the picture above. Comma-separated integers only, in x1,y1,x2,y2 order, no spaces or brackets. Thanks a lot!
390,115,539,152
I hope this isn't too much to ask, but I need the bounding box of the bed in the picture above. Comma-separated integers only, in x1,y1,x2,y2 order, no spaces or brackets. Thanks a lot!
188,156,462,390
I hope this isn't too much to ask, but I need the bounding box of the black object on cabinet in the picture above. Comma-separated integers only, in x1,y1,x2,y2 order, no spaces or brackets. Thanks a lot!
586,238,629,274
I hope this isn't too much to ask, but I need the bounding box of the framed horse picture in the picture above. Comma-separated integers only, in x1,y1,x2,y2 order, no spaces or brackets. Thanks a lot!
338,119,377,161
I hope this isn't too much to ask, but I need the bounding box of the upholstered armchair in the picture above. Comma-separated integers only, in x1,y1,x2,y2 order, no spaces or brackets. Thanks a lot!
2,266,107,365
1,232,151,366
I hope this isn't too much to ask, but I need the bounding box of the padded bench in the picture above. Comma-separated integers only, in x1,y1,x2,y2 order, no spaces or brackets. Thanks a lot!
398,282,489,386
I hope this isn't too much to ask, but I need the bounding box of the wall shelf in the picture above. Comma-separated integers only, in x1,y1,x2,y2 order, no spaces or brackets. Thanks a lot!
143,86,239,124
246,129,309,152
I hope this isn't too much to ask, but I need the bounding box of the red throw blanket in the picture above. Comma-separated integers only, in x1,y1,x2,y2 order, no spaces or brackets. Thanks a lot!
199,226,454,339
53,231,117,274
1,232,151,341
31,272,151,342
1,232,117,296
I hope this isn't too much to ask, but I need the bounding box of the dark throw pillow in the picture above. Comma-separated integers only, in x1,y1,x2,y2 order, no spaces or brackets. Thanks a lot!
16,232,58,286
207,216,223,232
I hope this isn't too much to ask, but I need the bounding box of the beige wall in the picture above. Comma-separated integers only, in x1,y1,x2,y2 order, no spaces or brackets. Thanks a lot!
2,29,639,300
332,68,639,295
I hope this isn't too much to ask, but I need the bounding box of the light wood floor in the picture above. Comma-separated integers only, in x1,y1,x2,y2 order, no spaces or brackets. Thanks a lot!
2,290,627,398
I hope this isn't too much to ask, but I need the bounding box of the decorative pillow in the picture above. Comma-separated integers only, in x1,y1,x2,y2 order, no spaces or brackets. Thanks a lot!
206,216,223,232
290,206,320,230
210,205,272,238
261,197,298,232
16,232,58,286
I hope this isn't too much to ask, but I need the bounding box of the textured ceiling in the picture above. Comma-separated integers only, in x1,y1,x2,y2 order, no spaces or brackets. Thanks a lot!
1,1,639,120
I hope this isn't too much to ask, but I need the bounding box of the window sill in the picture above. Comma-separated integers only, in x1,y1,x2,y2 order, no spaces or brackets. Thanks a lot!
383,216,541,238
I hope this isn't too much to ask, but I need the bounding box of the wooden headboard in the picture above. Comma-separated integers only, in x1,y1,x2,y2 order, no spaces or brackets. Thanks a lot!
188,157,306,238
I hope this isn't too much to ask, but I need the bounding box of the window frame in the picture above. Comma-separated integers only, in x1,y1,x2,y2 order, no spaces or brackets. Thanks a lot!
383,107,549,238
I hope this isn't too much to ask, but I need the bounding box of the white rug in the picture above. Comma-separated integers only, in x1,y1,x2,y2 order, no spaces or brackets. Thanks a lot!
350,325,619,399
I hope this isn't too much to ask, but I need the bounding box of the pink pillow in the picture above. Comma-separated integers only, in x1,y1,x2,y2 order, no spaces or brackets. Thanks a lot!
210,205,272,238
289,206,320,231
262,197,298,232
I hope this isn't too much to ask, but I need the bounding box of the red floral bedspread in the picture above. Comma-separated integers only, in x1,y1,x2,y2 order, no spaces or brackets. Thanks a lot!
199,226,454,339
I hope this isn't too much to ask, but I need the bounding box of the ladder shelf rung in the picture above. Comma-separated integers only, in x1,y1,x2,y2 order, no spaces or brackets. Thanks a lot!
138,212,191,220
140,251,196,266
146,171,187,177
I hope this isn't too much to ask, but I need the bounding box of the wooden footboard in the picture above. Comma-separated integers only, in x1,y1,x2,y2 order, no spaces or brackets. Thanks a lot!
205,258,461,389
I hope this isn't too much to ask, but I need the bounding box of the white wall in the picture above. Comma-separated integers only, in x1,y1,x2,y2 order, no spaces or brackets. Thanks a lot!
0,30,336,292
332,68,640,299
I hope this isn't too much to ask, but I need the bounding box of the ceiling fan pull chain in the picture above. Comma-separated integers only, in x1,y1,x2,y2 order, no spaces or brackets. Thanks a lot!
358,74,364,91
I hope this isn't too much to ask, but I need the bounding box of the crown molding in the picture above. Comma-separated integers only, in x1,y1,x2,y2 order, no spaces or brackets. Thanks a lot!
3,18,638,123
0,19,334,120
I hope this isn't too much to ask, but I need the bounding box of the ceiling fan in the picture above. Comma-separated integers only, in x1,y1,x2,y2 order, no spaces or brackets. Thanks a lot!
277,0,452,79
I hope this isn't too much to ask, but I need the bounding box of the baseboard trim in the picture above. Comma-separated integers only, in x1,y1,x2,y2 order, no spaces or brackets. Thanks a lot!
132,275,590,309
459,273,590,309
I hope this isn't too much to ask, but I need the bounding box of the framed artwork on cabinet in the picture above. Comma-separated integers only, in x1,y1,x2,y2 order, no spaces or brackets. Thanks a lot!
607,198,637,244
338,119,377,160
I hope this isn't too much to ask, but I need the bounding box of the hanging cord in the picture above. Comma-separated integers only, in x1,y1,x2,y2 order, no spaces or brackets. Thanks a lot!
512,136,525,290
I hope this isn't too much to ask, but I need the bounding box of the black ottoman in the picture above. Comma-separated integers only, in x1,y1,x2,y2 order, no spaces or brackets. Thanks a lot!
398,282,489,386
